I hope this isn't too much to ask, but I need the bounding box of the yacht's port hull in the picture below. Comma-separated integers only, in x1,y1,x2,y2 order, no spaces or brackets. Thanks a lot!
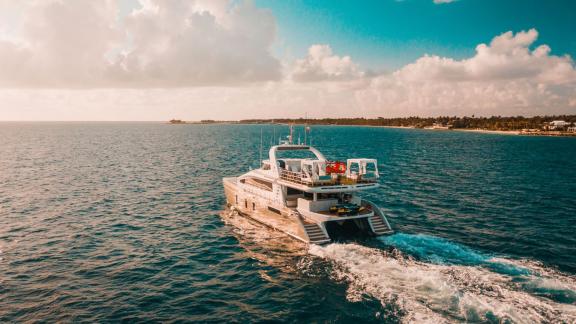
224,177,310,242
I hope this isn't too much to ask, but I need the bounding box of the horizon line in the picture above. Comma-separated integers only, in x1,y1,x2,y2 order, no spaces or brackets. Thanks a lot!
2,114,576,123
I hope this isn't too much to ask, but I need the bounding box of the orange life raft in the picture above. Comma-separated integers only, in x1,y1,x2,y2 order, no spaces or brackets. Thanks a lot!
326,161,346,174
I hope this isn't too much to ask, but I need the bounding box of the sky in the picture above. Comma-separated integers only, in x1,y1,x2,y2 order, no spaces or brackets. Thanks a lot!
0,0,575,121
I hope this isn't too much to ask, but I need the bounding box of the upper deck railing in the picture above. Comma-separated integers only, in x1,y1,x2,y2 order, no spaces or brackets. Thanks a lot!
279,169,378,187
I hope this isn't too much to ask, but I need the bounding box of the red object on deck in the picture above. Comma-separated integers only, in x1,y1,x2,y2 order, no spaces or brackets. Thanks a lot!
326,161,346,174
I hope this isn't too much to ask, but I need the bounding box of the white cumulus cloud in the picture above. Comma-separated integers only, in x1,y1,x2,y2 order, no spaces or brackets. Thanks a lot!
0,1,575,119
0,0,120,87
357,29,576,116
110,0,281,86
395,29,576,84
0,0,281,88
291,44,364,82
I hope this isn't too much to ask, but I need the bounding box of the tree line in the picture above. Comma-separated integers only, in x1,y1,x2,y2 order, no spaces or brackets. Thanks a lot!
237,115,576,130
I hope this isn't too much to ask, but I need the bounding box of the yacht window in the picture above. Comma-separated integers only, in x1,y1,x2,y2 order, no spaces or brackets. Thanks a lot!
268,206,282,215
318,193,339,200
241,177,273,191
252,202,255,210
286,187,304,195
276,150,317,160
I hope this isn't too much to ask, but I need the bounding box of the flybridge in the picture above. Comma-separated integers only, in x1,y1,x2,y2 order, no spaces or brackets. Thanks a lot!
268,143,380,190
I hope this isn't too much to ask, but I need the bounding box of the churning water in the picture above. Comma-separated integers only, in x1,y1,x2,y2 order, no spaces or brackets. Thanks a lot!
1,123,575,323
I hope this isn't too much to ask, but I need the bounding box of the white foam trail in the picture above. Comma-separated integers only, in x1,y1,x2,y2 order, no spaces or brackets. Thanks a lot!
491,257,576,291
308,243,576,324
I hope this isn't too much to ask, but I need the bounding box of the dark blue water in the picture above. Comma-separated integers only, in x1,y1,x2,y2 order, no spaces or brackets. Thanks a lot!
1,123,575,322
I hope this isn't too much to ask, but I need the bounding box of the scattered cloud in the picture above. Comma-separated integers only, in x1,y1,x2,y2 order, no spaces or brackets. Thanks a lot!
357,29,576,116
395,29,576,84
0,1,574,119
291,44,364,82
0,0,120,87
0,0,281,88
111,0,281,86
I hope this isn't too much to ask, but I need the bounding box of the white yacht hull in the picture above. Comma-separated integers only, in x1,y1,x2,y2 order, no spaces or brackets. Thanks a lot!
223,177,393,245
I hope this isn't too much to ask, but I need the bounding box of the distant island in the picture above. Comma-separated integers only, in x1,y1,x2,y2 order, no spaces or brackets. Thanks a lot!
169,119,232,125
169,115,576,136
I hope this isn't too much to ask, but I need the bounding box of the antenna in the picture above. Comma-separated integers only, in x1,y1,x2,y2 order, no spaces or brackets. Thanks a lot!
259,128,263,166
304,112,309,145
269,125,273,146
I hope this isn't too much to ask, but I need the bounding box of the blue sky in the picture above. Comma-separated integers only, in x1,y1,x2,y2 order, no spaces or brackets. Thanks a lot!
257,0,576,71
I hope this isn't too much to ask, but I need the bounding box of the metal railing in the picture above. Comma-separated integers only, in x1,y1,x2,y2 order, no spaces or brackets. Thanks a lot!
279,169,377,187
279,170,308,185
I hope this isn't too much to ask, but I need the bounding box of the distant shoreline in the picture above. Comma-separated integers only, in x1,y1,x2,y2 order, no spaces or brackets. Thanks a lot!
167,117,576,137
351,126,576,136
451,128,576,137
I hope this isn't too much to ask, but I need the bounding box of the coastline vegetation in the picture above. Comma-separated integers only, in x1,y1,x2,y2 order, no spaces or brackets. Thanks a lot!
237,115,576,131
170,116,576,135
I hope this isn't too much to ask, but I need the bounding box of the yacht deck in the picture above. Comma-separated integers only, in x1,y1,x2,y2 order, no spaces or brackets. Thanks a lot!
316,208,373,217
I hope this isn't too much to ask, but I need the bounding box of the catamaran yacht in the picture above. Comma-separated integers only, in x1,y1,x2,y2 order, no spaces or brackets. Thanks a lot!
222,129,393,245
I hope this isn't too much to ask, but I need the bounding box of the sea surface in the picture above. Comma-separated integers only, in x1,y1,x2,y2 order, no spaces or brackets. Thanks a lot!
1,122,575,323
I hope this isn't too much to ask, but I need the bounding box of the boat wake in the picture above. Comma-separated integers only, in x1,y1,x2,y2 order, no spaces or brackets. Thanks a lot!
221,209,576,323
308,234,576,323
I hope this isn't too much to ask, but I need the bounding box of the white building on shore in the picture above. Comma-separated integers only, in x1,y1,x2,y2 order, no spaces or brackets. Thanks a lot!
546,120,570,130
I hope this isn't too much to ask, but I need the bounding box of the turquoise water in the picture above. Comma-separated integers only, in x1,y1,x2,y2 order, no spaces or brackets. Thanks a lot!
1,123,575,322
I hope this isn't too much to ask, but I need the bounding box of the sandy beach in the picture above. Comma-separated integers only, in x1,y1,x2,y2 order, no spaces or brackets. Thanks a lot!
451,129,520,135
